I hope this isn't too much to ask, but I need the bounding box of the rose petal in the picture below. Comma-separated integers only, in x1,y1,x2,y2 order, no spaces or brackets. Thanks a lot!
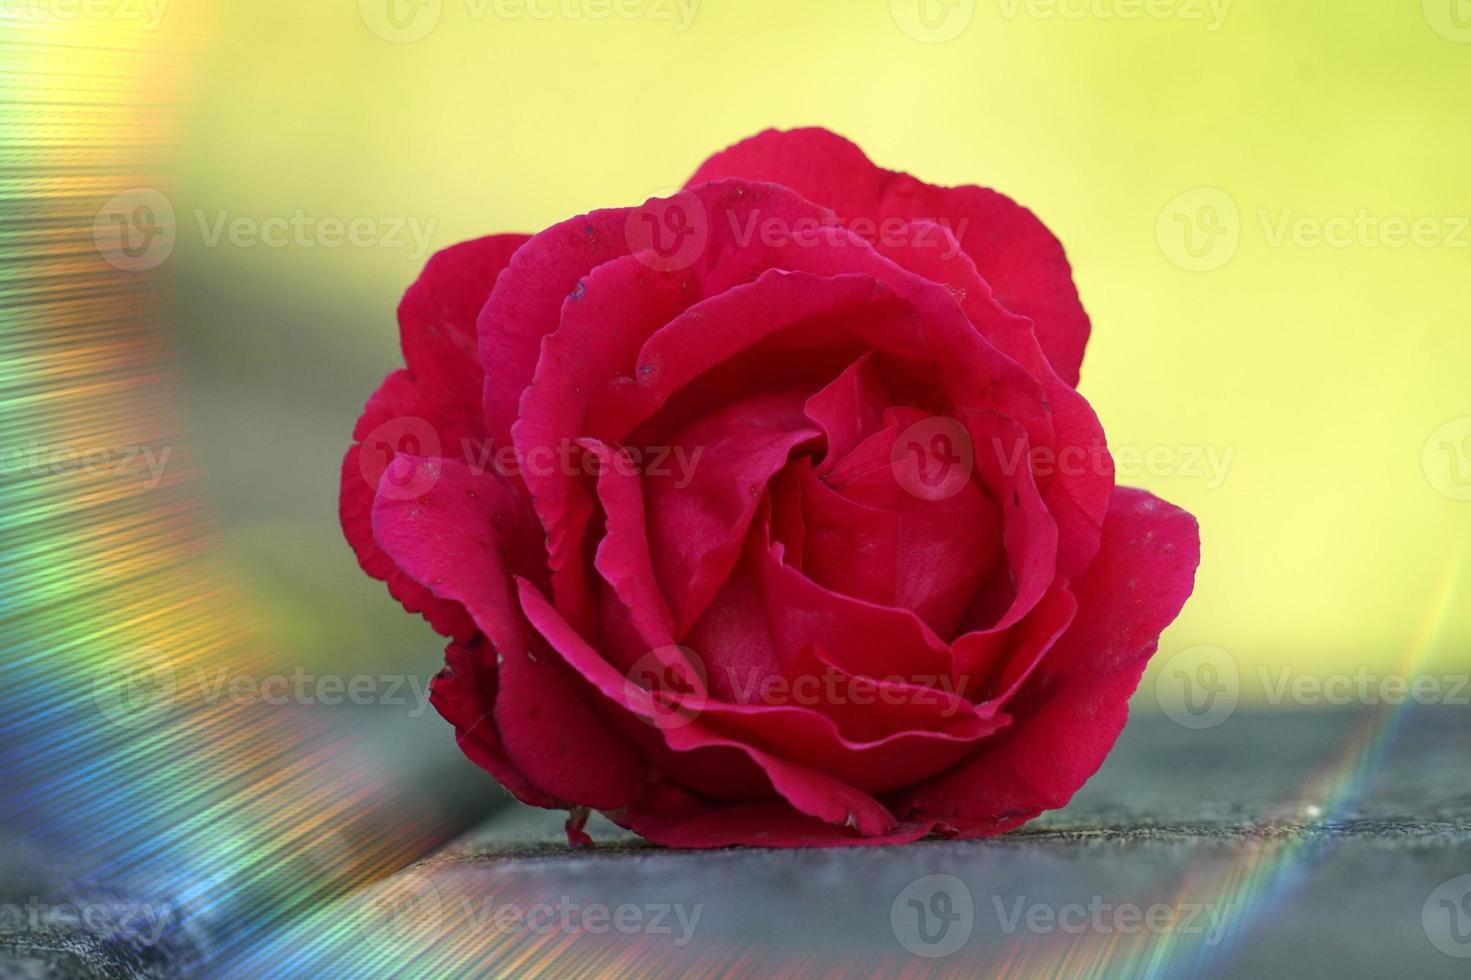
615,782,937,848
688,127,1092,386
372,456,643,810
783,457,902,607
428,639,554,808
827,407,1004,635
902,488,1200,833
341,234,527,639
645,390,822,634
516,579,898,835
876,218,1111,579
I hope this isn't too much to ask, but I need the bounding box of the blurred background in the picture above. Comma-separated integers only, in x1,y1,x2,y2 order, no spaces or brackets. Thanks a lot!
2,0,1468,973
171,0,1469,702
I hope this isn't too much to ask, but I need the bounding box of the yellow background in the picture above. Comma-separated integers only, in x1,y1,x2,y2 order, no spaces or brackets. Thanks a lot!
170,0,1470,703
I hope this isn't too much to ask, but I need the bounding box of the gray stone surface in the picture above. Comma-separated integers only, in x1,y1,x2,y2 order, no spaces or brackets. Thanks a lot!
6,708,1470,977
289,708,1471,978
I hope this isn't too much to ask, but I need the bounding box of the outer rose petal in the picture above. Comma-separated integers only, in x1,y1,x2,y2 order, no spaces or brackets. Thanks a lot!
902,488,1201,834
428,640,555,809
687,127,1092,386
515,580,899,836
372,457,643,810
615,783,937,849
341,233,528,639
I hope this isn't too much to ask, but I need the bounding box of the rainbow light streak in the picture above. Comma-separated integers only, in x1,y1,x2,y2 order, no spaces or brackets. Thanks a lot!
1,9,465,973
3,9,1465,978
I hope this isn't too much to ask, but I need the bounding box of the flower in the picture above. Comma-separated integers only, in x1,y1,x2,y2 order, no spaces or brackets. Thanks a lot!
341,128,1200,847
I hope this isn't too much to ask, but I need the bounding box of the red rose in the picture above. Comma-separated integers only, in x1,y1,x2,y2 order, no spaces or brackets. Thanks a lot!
341,129,1199,847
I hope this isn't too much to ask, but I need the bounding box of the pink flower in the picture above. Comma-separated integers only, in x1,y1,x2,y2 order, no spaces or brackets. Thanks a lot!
341,129,1199,847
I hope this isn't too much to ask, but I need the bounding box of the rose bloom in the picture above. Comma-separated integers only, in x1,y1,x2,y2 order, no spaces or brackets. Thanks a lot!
342,129,1199,847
